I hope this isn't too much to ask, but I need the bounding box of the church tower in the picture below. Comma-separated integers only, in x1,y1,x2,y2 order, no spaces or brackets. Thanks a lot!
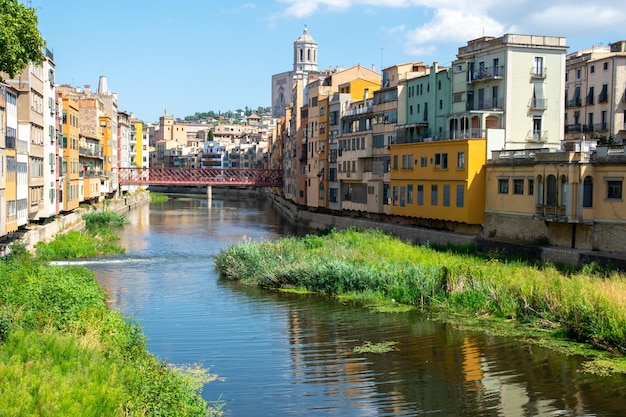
293,26,318,73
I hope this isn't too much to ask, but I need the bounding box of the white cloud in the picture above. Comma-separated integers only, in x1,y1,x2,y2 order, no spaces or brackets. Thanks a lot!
274,0,626,57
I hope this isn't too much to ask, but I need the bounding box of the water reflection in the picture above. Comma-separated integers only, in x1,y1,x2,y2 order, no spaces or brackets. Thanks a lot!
87,194,626,416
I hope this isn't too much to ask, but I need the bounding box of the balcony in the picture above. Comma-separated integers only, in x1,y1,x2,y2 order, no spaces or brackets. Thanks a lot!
595,123,608,132
79,147,103,158
468,65,504,83
582,124,594,133
526,130,548,142
535,205,567,220
565,124,582,133
529,98,548,110
343,103,373,116
530,67,547,79
468,97,503,111
444,128,485,140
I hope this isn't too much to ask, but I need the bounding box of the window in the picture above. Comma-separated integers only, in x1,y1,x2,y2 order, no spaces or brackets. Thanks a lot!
457,152,465,169
513,179,524,195
603,62,609,71
583,176,593,207
443,185,450,207
401,154,413,169
607,180,623,199
417,185,424,205
393,155,398,170
431,185,438,206
407,184,413,204
434,153,448,169
587,86,594,105
498,178,509,194
590,65,595,73
528,179,534,195
599,84,608,103
453,93,462,103
546,175,557,206
420,157,427,167
400,186,406,207
456,185,464,208
392,186,398,205
534,56,544,76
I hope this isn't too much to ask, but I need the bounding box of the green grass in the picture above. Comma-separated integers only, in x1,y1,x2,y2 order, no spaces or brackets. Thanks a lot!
215,227,626,358
1,227,223,416
35,212,128,261
150,192,169,202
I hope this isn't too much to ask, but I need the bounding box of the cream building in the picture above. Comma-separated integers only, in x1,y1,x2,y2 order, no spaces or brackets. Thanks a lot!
564,40,626,145
448,34,567,151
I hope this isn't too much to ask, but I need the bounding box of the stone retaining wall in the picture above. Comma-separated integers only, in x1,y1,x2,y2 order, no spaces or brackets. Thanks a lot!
3,192,152,256
266,193,626,271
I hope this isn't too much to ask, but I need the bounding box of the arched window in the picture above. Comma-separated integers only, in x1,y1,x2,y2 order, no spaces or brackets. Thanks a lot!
307,49,311,61
560,175,568,207
583,176,593,207
537,175,544,205
546,175,557,207
299,48,303,61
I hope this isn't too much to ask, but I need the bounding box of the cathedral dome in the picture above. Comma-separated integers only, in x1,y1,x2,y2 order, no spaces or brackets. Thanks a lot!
295,26,317,45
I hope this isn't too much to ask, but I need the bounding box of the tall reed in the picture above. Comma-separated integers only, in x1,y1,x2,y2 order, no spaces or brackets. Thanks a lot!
215,228,626,354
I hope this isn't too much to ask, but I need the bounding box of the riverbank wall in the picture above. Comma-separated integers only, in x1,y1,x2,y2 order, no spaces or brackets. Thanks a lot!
265,192,626,271
2,191,151,256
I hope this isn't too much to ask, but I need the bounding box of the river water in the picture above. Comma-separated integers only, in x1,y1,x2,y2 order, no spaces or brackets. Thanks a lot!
85,194,626,416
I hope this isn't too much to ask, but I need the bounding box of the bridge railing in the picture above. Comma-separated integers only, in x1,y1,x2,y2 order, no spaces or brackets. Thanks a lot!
118,167,284,187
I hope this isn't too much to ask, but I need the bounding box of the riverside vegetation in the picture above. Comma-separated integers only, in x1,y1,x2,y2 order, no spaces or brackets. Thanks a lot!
215,227,626,373
0,211,222,416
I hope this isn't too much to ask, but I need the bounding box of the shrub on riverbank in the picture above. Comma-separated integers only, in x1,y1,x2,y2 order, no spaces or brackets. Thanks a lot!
35,212,127,261
215,228,626,355
150,192,169,202
0,233,222,415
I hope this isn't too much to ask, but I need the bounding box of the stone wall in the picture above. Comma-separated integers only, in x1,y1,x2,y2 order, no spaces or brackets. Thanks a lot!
268,194,475,247
3,192,152,256
267,193,626,270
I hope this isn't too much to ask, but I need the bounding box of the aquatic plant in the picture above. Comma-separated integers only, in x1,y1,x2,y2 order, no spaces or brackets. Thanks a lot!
215,227,626,356
353,340,398,354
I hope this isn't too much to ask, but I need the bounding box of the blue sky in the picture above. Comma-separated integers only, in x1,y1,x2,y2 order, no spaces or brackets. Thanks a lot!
33,0,625,123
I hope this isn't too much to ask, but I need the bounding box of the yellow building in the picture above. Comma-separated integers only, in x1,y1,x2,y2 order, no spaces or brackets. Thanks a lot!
2,85,18,235
485,142,626,252
389,138,487,226
305,66,382,209
60,95,80,211
100,116,113,174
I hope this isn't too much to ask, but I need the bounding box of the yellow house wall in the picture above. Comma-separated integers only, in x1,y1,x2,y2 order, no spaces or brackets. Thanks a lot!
134,122,143,166
389,139,486,224
581,163,626,222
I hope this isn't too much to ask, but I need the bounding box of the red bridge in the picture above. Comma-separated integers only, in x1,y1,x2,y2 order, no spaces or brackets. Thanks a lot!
118,167,283,187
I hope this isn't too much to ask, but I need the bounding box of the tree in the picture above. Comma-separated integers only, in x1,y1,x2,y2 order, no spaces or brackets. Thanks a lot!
0,0,45,79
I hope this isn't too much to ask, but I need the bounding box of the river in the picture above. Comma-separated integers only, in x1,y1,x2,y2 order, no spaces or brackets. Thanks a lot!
85,194,626,416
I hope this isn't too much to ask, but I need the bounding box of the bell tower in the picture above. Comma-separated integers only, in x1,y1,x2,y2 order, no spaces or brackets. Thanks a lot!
293,26,318,73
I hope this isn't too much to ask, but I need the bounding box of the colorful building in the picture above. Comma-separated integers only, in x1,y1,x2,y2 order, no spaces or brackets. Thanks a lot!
389,138,487,226
564,40,626,144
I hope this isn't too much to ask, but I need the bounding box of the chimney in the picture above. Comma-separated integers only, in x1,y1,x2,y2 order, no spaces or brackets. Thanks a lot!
97,75,110,95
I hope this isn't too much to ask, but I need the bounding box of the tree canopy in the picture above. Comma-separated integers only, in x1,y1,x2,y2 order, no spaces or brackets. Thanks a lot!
0,0,45,79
